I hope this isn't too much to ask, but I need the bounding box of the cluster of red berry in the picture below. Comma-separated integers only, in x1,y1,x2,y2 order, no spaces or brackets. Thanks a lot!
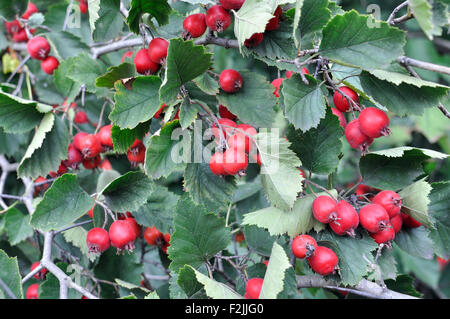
271,69,310,98
3,2,38,43
26,36,59,75
25,261,49,299
134,37,169,75
144,226,171,254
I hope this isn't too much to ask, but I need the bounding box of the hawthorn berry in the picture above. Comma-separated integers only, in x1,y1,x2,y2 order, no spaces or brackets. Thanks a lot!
222,148,248,175
291,234,317,259
227,133,251,153
30,262,48,280
79,0,88,14
312,195,338,224
144,226,164,246
86,228,110,253
219,0,245,10
333,86,359,112
22,2,38,20
401,213,422,228
26,283,39,299
183,13,207,39
370,225,395,245
235,232,245,243
154,104,167,119
27,36,50,60
123,217,141,237
134,48,159,75
99,158,112,170
98,124,114,150
127,142,146,166
359,204,390,233
5,20,21,35
206,5,231,32
344,118,373,153
329,200,359,237
244,33,263,48
307,246,339,276
72,132,88,150
210,152,226,176
219,104,237,121
358,107,391,138
271,78,283,98
87,203,95,218
331,108,347,129
82,155,101,169
161,233,171,254
74,111,89,124
390,213,403,233
265,6,282,31
245,278,264,299
372,190,402,218
121,50,133,62
219,69,243,93
355,183,379,201
109,220,137,252
78,134,102,158
148,37,169,65
212,118,237,141
49,162,68,177
41,56,59,75
33,176,50,196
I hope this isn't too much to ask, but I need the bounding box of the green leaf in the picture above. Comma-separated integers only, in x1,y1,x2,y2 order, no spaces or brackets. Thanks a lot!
243,225,276,256
177,266,203,298
168,196,231,272
93,0,124,42
369,146,448,159
0,92,44,133
18,116,69,180
66,52,107,94
394,227,434,259
53,57,82,102
110,122,150,153
257,132,302,210
296,0,331,49
286,108,343,174
217,71,277,128
30,174,95,232
145,120,188,179
259,242,291,299
319,10,406,70
398,178,433,228
292,0,304,48
101,171,154,212
4,208,33,246
0,0,27,20
428,182,450,259
127,0,172,33
409,0,434,40
95,63,137,88
110,76,162,129
40,262,82,299
96,169,122,194
193,73,219,96
0,250,22,299
88,0,101,33
159,39,213,105
63,227,96,262
47,31,90,60
243,191,337,237
179,98,200,129
188,266,243,299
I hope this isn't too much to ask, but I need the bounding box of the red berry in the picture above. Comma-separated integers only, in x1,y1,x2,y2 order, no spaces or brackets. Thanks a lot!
271,78,284,98
87,203,95,218
31,262,48,280
5,20,21,35
235,232,245,243
302,68,309,75
359,204,390,233
212,118,237,141
26,284,39,299
109,220,137,251
307,246,339,276
329,200,359,237
41,56,59,75
127,142,146,166
219,69,243,93
79,0,88,14
333,87,359,112
286,70,293,78
82,155,101,169
22,2,38,20
99,159,112,170
134,48,159,75
370,225,395,244
219,104,237,121
372,190,402,218
227,133,251,153
219,0,245,10
27,36,50,60
210,152,227,176
49,161,68,177
244,33,263,48
245,278,263,299
12,28,31,42
154,104,167,119
206,5,231,32
222,148,248,175
121,51,133,63
74,111,89,124
33,176,50,195
358,107,391,138
237,124,257,137
161,233,171,254
331,108,347,129
291,234,317,259
79,134,102,158
401,213,422,228
98,124,114,150
144,226,164,246
123,217,141,237
86,228,110,253
344,118,373,153
183,13,207,38
265,6,282,31
390,214,403,233
148,37,169,65
73,132,88,151
355,183,378,201
312,195,338,224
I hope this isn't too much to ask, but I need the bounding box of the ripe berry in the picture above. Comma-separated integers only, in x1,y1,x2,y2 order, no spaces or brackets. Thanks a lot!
127,142,146,166
359,204,390,233
219,104,237,120
358,107,391,138
390,214,403,233
79,0,88,14
82,155,101,169
161,233,171,254
329,200,359,237
73,132,88,151
235,124,257,154
154,104,167,119
244,33,263,48
121,51,133,62
219,69,243,93
206,5,231,32
74,111,89,124
219,0,245,10
41,56,59,75
49,162,68,177
78,134,102,158
312,195,338,224
30,262,48,280
12,28,31,42
210,152,227,176
148,37,169,65
401,213,422,228
235,232,245,243
183,13,207,39
98,124,114,150
109,220,137,251
26,283,39,299
245,278,263,299
22,2,38,20
144,226,164,246
372,190,402,218
265,6,282,31
333,87,359,112
331,108,347,129
134,48,159,75
223,148,248,175
355,183,378,201
86,228,110,253
227,133,251,153
123,217,141,237
34,176,50,196
212,118,237,141
87,203,95,218
307,246,339,276
344,118,373,153
99,159,112,170
370,225,395,245
291,234,317,259
271,78,283,98
27,36,50,60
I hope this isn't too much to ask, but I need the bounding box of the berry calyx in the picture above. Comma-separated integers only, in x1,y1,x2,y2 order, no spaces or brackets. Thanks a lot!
219,0,245,10
98,124,114,150
307,246,339,276
333,86,359,112
27,36,50,60
219,69,243,93
401,213,422,228
206,5,231,32
148,37,169,65
359,204,390,233
370,224,395,245
222,148,248,175
127,142,146,166
78,134,102,158
82,155,101,169
134,48,159,75
86,228,110,253
30,261,48,280
358,107,391,138
372,190,402,218
219,104,237,121
331,108,347,129
41,56,59,75
344,118,373,153
183,13,207,39
109,220,137,252
244,33,263,48
245,278,264,299
329,200,359,237
312,195,338,224
291,234,317,259
144,226,164,246
26,283,39,299
210,152,226,176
